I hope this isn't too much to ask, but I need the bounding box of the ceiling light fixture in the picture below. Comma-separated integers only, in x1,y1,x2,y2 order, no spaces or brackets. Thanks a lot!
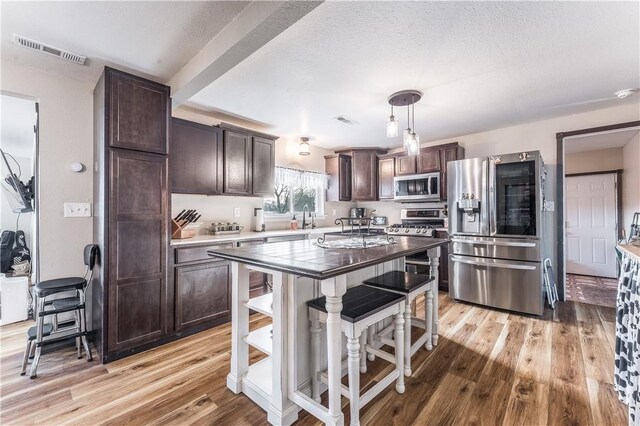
387,90,422,156
615,88,639,99
299,137,310,156
386,105,398,137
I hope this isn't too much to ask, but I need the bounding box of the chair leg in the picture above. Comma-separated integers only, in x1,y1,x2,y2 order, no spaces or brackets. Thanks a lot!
29,338,36,358
20,340,32,375
359,330,367,374
310,312,321,403
425,289,433,351
394,311,405,394
79,294,92,362
30,298,45,379
75,310,82,359
347,335,361,426
404,300,412,377
367,325,375,361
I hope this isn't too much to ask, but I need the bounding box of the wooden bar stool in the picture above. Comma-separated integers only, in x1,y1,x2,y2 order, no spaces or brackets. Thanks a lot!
363,271,435,376
307,285,406,426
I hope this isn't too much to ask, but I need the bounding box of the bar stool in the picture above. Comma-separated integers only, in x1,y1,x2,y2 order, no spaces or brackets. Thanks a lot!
22,244,98,378
307,285,405,426
363,271,435,377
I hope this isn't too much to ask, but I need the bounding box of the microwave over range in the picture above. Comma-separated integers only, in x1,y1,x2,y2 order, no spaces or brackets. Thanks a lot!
394,172,441,202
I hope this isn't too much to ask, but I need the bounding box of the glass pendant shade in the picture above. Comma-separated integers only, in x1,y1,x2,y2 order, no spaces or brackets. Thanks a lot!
386,115,398,137
403,128,412,149
299,137,310,156
408,132,420,155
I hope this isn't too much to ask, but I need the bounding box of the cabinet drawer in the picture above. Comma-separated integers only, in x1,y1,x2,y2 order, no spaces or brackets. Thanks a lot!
175,243,235,264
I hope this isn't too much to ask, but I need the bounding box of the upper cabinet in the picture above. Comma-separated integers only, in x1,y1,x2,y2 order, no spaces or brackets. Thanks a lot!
252,136,276,196
326,149,387,202
107,67,170,154
170,118,223,195
325,154,352,201
222,129,253,196
396,155,417,176
378,155,395,200
417,147,441,173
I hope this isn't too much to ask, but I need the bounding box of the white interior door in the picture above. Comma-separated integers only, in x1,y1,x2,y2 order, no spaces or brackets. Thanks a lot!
565,173,618,278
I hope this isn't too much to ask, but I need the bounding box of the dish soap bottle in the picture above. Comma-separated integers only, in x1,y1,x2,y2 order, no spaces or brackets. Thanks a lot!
290,214,298,230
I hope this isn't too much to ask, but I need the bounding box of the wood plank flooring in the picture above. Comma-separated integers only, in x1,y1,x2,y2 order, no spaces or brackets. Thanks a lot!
0,293,627,425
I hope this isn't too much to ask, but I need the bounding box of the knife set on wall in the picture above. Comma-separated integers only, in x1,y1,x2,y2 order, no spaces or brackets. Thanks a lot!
171,209,202,239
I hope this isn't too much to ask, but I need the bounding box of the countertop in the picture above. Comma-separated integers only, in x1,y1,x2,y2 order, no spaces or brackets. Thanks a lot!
170,226,387,246
208,236,449,280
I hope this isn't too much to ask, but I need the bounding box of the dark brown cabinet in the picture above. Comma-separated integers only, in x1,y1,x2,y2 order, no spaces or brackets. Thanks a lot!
107,68,170,154
174,260,231,332
396,155,417,176
93,67,171,362
378,156,395,200
351,150,379,201
325,154,352,201
223,129,252,195
252,136,275,196
170,118,223,195
417,148,441,173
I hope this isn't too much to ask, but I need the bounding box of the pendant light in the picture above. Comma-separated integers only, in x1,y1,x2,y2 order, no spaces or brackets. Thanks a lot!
387,90,422,155
386,105,398,137
299,137,310,156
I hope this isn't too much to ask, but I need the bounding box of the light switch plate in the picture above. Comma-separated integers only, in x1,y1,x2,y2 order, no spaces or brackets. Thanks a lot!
64,202,92,217
233,207,240,218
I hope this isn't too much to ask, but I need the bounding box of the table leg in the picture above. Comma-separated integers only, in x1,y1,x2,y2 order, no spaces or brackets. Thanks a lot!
227,262,249,393
430,247,440,346
321,275,347,426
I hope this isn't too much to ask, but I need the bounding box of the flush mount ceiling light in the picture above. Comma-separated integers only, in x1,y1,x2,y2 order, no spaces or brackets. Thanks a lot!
615,88,639,99
387,90,422,155
299,137,310,156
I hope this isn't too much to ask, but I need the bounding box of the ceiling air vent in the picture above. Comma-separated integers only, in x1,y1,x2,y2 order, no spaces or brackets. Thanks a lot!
13,34,87,65
335,116,356,125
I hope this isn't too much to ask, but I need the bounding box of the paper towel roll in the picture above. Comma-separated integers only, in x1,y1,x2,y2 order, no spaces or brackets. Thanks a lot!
254,208,264,232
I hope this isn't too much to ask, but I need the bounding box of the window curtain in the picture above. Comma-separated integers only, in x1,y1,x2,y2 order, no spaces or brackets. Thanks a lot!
274,166,328,189
615,249,640,425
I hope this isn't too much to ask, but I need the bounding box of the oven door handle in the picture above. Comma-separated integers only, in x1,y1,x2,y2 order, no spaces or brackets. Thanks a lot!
405,259,432,266
450,256,537,271
451,239,537,248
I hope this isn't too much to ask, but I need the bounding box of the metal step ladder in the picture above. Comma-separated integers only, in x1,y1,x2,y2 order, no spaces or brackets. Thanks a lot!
543,258,559,309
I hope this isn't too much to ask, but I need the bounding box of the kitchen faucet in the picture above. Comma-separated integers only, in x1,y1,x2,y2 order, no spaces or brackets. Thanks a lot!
302,205,310,230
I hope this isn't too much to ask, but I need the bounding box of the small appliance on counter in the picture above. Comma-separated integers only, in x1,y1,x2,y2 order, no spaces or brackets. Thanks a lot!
208,222,243,235
171,209,202,239
254,208,265,232
349,208,368,225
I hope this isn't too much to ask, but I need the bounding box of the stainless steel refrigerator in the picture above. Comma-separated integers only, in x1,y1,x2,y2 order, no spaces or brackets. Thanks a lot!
447,151,547,315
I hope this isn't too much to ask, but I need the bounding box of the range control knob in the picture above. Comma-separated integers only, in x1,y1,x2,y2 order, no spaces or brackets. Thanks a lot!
422,229,429,234
404,228,410,233
415,228,421,234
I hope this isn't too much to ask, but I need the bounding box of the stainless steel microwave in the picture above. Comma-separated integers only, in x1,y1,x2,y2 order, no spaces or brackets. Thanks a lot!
394,172,441,202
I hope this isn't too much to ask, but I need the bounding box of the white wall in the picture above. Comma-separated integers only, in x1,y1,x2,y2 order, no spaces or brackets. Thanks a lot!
565,147,624,174
171,107,354,232
1,61,94,280
623,132,640,235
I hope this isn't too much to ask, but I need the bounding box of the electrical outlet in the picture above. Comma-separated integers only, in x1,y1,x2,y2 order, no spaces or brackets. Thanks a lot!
332,209,337,216
64,202,92,217
233,207,240,218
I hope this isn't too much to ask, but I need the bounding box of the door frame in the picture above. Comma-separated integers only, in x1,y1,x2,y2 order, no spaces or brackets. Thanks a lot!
565,171,621,278
556,120,640,300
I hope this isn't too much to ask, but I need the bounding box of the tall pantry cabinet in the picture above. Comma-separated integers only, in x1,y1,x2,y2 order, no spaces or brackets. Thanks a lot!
92,67,171,362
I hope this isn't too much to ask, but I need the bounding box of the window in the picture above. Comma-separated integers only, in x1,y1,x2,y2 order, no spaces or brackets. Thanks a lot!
263,167,328,217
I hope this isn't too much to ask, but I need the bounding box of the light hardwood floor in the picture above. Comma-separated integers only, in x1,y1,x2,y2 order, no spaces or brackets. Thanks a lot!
0,293,627,425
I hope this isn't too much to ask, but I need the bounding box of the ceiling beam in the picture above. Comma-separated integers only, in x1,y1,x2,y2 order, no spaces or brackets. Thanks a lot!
169,0,323,109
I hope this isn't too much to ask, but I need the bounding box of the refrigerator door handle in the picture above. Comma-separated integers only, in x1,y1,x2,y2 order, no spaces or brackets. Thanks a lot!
451,256,537,271
488,157,497,235
451,239,537,248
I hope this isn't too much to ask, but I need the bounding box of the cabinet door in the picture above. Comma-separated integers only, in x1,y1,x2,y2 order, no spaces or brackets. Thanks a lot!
223,130,252,195
108,149,169,352
440,144,464,200
107,68,170,154
175,260,231,331
396,155,417,176
339,155,352,201
417,148,441,173
252,136,275,196
170,118,222,195
352,151,377,201
378,157,395,200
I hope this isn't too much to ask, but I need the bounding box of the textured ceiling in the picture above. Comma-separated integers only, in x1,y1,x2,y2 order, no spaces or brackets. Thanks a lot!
188,1,640,149
565,128,639,154
1,1,249,85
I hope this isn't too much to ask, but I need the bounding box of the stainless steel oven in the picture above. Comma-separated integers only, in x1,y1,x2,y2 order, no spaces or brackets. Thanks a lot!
394,172,441,202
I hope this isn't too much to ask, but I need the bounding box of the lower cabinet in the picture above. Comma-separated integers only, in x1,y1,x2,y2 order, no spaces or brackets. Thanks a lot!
174,260,231,332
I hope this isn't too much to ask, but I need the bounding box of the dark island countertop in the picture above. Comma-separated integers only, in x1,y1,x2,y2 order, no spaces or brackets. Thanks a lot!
208,236,449,280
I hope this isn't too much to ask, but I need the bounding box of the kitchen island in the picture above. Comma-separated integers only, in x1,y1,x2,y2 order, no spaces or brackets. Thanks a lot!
209,236,449,425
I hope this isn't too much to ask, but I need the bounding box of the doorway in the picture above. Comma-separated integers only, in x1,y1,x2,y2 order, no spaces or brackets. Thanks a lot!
557,121,640,306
